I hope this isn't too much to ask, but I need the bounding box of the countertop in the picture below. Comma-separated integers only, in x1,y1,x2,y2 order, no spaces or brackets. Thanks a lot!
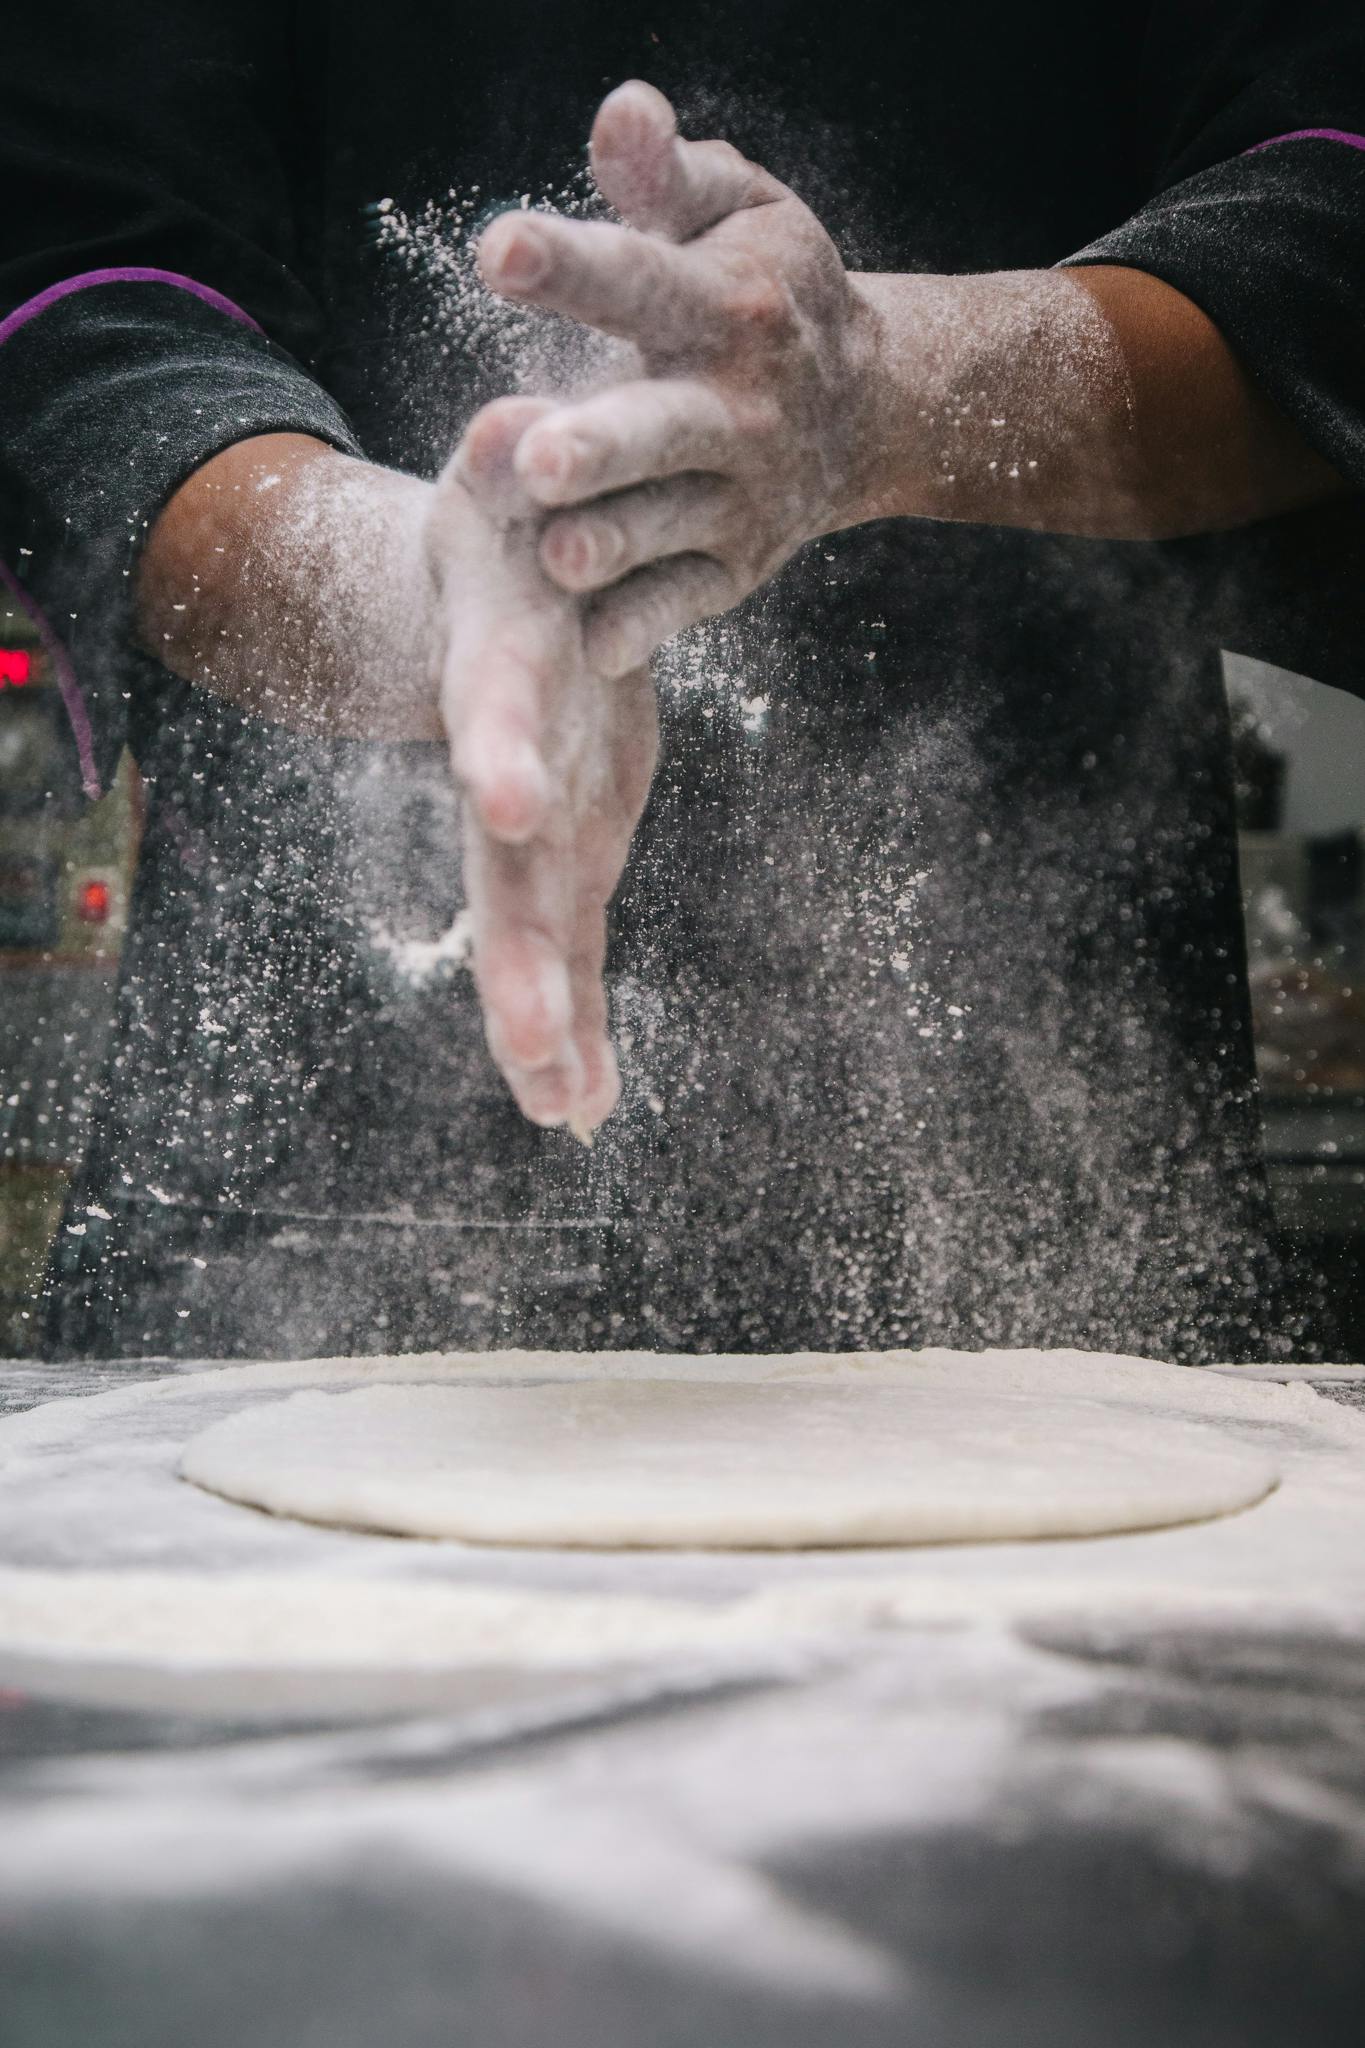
3,1355,1365,2048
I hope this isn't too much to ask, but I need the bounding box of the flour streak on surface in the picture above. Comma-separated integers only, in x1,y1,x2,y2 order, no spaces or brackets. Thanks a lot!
0,1350,1362,1718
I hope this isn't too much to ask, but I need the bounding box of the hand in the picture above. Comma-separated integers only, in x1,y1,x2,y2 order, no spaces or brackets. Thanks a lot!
427,398,658,1138
475,81,883,677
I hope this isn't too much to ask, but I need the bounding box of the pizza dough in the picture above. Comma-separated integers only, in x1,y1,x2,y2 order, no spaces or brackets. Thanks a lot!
179,1366,1279,1550
5,1350,1359,1707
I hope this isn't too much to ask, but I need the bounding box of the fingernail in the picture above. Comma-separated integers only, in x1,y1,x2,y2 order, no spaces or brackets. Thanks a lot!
534,444,570,487
518,1031,585,1127
526,434,577,488
491,223,547,290
583,520,624,576
584,1040,622,1125
528,436,602,507
559,518,622,583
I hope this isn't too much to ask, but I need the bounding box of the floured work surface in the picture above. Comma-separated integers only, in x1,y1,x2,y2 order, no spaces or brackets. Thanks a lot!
0,1346,1362,1714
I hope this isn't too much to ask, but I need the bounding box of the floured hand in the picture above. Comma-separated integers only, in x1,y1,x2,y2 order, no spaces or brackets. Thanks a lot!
475,81,882,674
428,398,658,1139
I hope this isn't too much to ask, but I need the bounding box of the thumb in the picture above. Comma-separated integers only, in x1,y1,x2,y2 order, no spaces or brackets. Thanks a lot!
453,394,560,520
590,79,765,241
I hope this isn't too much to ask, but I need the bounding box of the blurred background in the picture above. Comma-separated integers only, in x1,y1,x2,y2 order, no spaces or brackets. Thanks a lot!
1229,655,1365,1358
0,605,139,1356
4,605,1364,1358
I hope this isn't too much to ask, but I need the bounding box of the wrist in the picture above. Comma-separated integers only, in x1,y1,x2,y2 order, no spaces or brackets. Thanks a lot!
827,274,945,531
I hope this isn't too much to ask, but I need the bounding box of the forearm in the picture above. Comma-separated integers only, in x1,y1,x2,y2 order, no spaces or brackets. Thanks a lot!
844,265,1346,542
136,433,443,741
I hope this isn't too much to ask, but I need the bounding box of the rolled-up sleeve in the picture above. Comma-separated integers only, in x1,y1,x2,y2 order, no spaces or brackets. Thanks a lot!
1057,4,1365,697
1062,4,1365,492
0,4,360,795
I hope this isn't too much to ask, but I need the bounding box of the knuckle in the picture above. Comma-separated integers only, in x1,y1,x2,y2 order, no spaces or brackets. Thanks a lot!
539,517,581,580
525,423,598,500
556,514,623,585
746,282,794,334
721,263,793,336
481,394,530,429
721,389,781,452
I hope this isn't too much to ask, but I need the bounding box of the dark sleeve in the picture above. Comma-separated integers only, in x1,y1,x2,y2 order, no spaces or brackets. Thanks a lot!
1058,4,1365,696
0,4,361,797
1062,3,1365,489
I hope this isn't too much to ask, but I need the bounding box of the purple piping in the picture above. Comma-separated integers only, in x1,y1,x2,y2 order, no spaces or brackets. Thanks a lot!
0,266,262,349
0,556,100,799
0,269,262,803
1245,128,1365,155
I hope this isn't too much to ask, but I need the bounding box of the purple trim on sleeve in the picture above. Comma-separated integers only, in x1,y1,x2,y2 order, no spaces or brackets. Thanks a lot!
1245,128,1365,155
0,267,263,351
0,266,265,803
0,559,102,801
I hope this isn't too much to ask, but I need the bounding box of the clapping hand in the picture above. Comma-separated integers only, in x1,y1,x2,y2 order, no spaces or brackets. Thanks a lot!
429,398,657,1140
479,80,879,675
443,81,875,1136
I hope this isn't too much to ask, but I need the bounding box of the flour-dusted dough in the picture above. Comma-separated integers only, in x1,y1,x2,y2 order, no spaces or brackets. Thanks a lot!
179,1363,1279,1550
4,1351,1360,1702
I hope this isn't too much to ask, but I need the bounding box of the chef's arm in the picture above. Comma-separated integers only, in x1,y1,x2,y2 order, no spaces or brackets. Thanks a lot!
471,82,1355,684
137,404,657,1143
135,432,444,741
840,263,1346,542
134,257,1343,738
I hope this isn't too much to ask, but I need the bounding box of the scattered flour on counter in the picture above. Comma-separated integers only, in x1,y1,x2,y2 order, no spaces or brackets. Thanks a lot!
0,1568,766,1673
0,1348,1362,1691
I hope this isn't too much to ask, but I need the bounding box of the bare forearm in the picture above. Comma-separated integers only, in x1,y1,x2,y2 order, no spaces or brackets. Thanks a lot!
845,265,1345,542
482,86,1351,668
139,409,654,1140
136,433,442,740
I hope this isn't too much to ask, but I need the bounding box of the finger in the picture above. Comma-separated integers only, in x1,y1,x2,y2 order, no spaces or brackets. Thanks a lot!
568,995,621,1138
608,665,662,823
515,378,736,508
453,395,560,517
510,1064,581,1128
586,556,736,678
589,80,772,241
468,832,584,1125
478,211,731,352
565,906,621,1138
573,1037,621,1140
539,474,736,594
444,619,557,843
563,681,656,1138
474,826,621,1137
478,920,576,1080
560,667,656,1138
440,398,568,842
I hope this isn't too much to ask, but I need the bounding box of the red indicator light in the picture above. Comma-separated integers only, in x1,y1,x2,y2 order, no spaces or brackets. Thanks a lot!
0,648,33,688
76,878,111,924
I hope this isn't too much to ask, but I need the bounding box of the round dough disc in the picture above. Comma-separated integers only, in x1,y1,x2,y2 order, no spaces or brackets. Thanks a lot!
179,1373,1278,1550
